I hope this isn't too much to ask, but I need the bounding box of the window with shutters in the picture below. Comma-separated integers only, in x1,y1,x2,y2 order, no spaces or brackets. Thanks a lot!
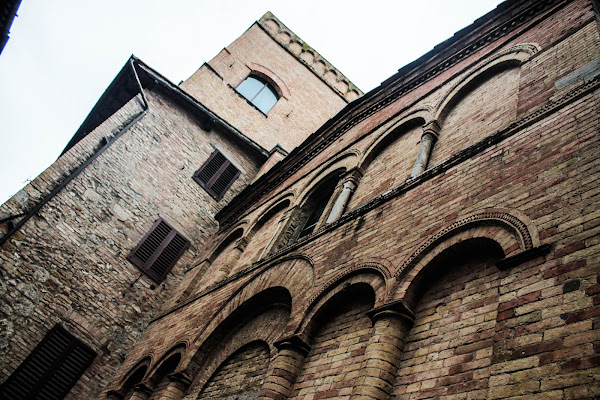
127,218,190,283
0,324,96,400
193,150,241,201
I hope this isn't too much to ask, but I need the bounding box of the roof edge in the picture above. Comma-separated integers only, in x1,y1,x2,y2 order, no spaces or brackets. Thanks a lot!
258,11,363,102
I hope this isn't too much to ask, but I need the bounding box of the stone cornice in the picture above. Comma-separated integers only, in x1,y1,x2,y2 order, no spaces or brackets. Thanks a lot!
258,12,362,102
217,0,568,228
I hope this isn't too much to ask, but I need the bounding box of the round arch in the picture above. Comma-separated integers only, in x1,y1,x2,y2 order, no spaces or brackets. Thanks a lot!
111,357,152,398
358,107,432,172
389,209,540,303
296,268,387,337
435,43,540,124
191,256,314,346
183,287,293,398
292,150,359,207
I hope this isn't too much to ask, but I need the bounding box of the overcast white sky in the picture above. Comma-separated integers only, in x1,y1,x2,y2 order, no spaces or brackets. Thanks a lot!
0,0,503,205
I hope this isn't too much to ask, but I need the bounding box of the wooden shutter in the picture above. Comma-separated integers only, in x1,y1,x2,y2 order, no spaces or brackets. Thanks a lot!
127,218,190,283
193,151,241,200
0,324,96,400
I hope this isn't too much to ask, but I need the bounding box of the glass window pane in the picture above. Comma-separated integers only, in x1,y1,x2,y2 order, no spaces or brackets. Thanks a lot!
237,77,264,101
253,86,278,114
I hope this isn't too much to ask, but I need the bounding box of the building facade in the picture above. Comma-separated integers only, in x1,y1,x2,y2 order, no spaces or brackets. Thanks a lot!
1,1,600,399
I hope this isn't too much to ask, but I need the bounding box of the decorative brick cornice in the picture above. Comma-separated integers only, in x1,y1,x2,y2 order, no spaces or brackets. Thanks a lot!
258,12,362,102
218,0,567,227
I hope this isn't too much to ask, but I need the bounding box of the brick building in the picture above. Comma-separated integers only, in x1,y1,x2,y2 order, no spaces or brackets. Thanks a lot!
1,1,599,399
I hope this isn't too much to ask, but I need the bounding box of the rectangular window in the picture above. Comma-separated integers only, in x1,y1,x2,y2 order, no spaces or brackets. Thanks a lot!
127,218,190,283
193,150,241,200
0,324,96,400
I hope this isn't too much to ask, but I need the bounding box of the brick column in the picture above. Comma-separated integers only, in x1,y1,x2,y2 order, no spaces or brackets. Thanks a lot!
158,372,192,400
129,383,153,400
350,300,415,400
215,238,248,280
326,170,361,223
410,121,440,178
257,335,310,400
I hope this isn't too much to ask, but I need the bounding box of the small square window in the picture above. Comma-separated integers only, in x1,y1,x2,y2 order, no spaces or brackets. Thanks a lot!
193,150,241,200
127,218,190,283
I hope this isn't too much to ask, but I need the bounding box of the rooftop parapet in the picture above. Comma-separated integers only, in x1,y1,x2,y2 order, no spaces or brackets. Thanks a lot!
258,12,363,102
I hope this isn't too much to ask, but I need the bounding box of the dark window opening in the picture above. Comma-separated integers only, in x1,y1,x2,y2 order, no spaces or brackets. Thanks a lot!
0,324,96,400
298,183,338,239
194,150,241,201
237,75,279,114
127,218,190,283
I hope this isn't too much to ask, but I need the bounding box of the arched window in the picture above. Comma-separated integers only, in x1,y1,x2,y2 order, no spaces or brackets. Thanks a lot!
297,183,337,239
237,74,279,114
272,172,342,252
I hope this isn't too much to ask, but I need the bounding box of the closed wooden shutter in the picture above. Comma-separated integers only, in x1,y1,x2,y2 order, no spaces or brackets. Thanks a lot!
193,150,241,200
127,218,190,283
0,325,96,400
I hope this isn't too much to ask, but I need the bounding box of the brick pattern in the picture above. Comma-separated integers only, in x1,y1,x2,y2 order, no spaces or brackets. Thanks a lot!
429,67,520,167
180,23,349,152
289,293,373,400
393,254,501,399
350,123,421,210
197,341,270,399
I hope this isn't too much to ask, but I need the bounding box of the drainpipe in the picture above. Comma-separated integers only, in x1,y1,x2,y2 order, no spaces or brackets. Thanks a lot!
0,58,149,246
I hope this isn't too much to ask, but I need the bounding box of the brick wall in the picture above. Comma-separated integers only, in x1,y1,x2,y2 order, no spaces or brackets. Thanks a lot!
290,288,374,400
180,22,350,152
197,341,270,400
107,2,600,399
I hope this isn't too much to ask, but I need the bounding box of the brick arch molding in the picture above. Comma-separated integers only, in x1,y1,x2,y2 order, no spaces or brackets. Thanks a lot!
388,208,540,301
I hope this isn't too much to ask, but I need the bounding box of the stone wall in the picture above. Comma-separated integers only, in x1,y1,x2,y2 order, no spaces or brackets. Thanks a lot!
0,85,264,398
